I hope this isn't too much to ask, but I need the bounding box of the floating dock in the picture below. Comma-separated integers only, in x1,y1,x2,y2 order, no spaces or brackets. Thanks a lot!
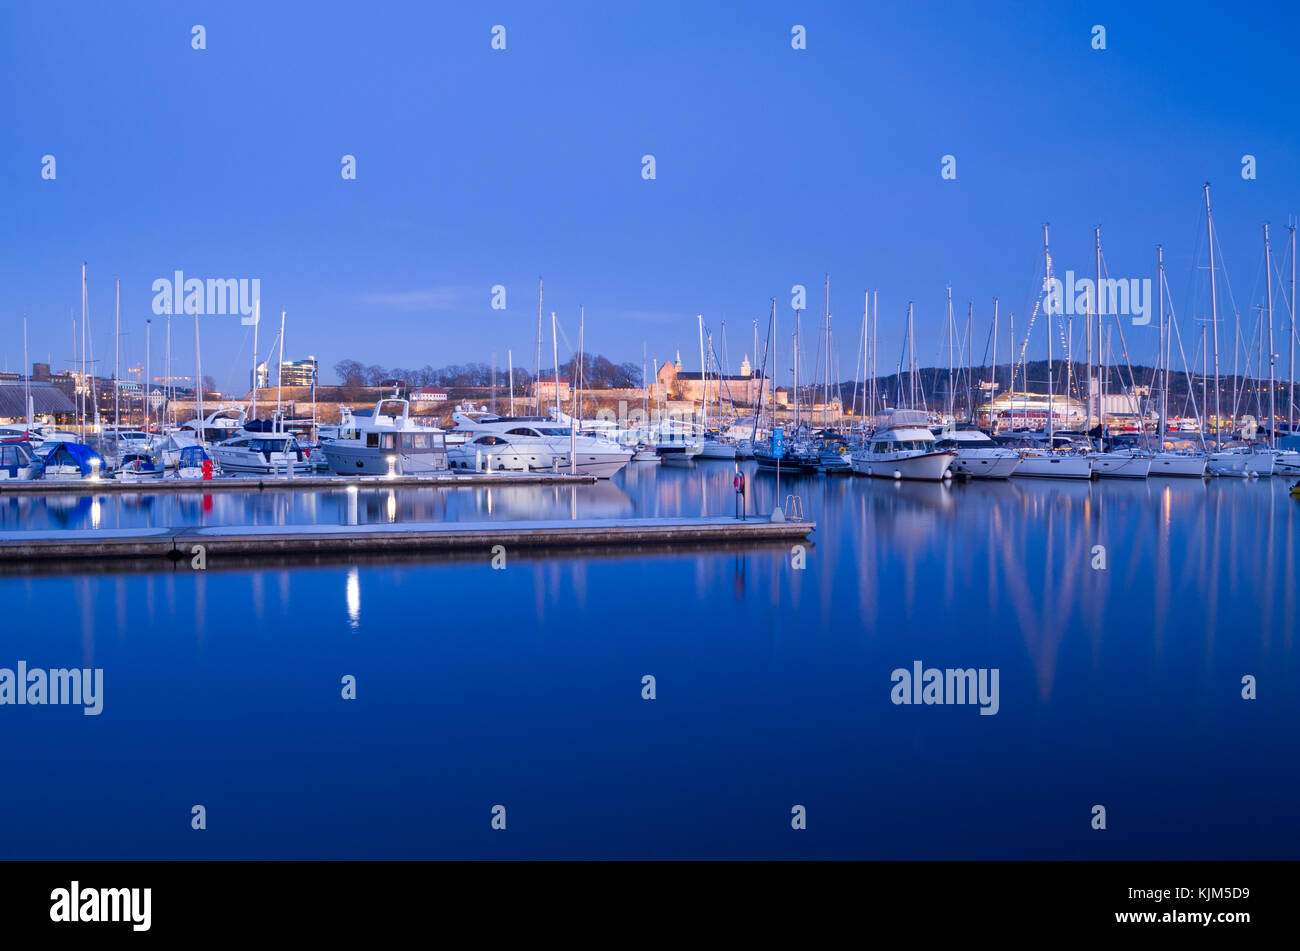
0,516,815,564
0,471,595,494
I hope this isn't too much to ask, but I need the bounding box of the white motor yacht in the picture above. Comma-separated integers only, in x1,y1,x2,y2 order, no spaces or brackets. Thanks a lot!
321,400,448,476
181,407,248,446
933,426,1021,479
447,409,632,478
849,410,956,480
211,430,313,475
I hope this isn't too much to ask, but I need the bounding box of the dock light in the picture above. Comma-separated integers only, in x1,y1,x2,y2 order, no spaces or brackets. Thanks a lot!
89,457,102,482
346,483,359,526
386,455,397,479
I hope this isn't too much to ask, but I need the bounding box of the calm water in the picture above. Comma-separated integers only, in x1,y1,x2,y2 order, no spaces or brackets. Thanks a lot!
1,465,1296,859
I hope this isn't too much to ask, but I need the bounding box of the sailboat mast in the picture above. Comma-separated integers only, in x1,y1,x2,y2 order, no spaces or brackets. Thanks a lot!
907,302,916,410
114,278,121,431
80,264,87,438
1291,223,1297,436
23,316,30,429
508,349,515,416
1090,228,1100,430
1158,246,1167,437
535,277,543,412
1205,184,1222,446
165,311,172,429
965,300,973,421
551,311,560,419
251,298,260,421
824,274,830,429
194,308,204,433
990,299,998,429
1265,224,1276,448
697,313,706,431
145,319,151,435
1008,306,1014,428
946,284,954,421
793,310,800,428
1045,225,1055,440
276,309,286,419
870,290,878,417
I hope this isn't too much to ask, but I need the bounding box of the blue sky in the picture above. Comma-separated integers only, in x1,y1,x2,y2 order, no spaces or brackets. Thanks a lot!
3,1,1300,393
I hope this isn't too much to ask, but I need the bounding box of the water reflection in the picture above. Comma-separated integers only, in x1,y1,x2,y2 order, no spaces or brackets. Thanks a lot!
1,464,1295,860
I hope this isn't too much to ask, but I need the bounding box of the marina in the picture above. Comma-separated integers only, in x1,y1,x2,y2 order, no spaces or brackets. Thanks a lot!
3,2,1300,926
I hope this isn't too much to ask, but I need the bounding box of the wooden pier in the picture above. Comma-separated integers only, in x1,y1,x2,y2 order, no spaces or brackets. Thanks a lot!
0,516,815,564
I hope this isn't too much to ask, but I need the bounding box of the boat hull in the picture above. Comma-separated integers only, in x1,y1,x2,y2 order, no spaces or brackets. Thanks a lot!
1013,453,1093,479
1208,452,1249,477
1090,452,1152,479
1149,453,1208,478
1243,451,1275,477
849,449,956,481
952,450,1020,479
697,442,737,460
324,443,448,476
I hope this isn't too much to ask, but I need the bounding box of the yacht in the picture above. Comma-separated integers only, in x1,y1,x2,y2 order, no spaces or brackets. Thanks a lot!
447,409,632,478
0,442,35,480
998,433,1093,480
180,407,247,446
321,399,449,476
653,418,703,463
933,426,1020,479
1149,450,1209,478
697,432,738,461
114,452,165,480
211,430,313,475
849,410,956,481
1089,447,1152,479
1207,450,1249,477
37,442,108,481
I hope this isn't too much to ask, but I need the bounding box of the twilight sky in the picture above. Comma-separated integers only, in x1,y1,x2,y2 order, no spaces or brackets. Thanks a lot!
3,0,1300,393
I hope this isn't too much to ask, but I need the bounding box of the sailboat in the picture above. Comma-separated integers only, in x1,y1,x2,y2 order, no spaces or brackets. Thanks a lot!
696,316,736,460
849,302,956,480
1149,246,1209,477
1012,226,1094,479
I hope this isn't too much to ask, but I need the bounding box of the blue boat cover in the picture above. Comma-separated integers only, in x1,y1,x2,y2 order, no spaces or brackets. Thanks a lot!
45,442,107,475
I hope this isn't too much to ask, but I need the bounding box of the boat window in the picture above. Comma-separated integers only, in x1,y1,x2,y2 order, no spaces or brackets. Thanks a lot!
505,428,541,437
400,432,445,450
380,434,397,450
535,427,570,436
474,435,507,446
366,433,379,448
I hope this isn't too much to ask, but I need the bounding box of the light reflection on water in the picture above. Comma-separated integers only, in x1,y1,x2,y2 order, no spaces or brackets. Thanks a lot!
0,464,1295,859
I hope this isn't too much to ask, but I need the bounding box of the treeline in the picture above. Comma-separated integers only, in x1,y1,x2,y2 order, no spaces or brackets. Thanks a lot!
333,354,642,389
829,361,1290,412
